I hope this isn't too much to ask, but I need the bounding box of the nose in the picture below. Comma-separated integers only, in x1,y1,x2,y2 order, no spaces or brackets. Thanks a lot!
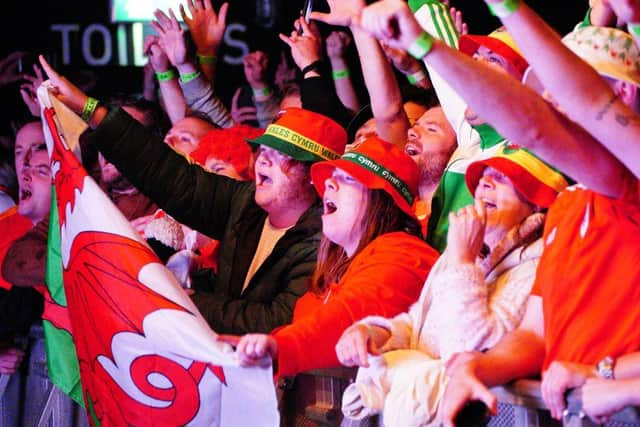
407,125,419,141
256,151,271,167
479,174,494,189
21,166,32,182
325,176,337,192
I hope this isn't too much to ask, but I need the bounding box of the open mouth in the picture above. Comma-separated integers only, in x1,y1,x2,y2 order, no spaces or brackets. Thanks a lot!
324,199,337,215
20,189,32,201
481,199,497,210
256,173,272,186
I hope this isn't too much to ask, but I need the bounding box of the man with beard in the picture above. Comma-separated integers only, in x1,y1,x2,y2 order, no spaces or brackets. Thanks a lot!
403,103,457,236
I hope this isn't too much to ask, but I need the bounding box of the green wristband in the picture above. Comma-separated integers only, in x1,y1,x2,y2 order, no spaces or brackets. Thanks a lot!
332,69,350,80
179,71,200,83
252,86,272,98
628,23,640,38
196,53,217,65
155,69,176,82
81,97,99,123
408,32,435,60
487,0,521,18
407,69,427,85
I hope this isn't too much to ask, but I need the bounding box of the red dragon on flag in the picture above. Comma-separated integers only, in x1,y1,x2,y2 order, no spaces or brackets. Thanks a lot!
37,85,279,426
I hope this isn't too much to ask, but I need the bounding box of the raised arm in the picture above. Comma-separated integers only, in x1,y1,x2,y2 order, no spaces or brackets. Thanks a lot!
280,18,352,127
39,55,240,238
605,0,640,43
153,8,233,127
180,0,228,83
313,0,410,147
483,0,640,180
147,10,188,123
357,0,631,197
326,30,362,113
243,51,280,128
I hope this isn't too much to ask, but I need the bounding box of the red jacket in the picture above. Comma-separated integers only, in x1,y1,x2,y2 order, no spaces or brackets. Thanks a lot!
0,207,33,290
274,231,439,377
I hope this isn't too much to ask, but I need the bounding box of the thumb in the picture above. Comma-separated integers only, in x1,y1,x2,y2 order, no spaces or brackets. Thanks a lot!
475,198,486,226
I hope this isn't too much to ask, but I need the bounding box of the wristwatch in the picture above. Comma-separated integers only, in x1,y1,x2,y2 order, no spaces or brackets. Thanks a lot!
596,355,615,380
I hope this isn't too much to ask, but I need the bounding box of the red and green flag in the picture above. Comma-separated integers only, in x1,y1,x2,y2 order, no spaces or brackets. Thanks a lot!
38,85,278,426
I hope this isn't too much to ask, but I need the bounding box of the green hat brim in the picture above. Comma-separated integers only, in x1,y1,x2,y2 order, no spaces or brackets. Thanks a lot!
248,134,325,163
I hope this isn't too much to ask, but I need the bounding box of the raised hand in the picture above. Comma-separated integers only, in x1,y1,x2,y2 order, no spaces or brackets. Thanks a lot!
152,8,189,67
446,200,487,264
20,62,46,117
235,334,278,367
326,31,352,61
230,87,258,124
380,41,422,75
180,0,229,55
0,51,27,88
143,35,172,72
242,51,269,88
604,0,640,25
309,0,365,27
274,51,297,88
38,55,90,115
279,18,322,71
449,5,469,35
358,0,425,52
335,324,382,368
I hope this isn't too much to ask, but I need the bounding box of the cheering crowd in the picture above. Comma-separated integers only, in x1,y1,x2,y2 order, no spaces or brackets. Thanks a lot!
1,0,640,425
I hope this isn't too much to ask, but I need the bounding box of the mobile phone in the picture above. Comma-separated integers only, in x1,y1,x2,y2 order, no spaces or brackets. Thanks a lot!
297,0,314,35
454,400,491,427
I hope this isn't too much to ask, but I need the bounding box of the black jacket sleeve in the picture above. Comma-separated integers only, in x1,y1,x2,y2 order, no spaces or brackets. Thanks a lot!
86,108,251,241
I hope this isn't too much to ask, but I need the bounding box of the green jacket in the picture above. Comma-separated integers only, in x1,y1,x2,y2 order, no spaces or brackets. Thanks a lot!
88,108,322,334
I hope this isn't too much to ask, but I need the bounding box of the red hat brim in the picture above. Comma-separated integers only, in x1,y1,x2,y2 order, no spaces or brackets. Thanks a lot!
465,157,559,208
311,159,417,219
459,35,529,77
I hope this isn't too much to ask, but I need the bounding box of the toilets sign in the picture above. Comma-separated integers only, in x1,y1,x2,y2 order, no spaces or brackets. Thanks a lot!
50,21,250,67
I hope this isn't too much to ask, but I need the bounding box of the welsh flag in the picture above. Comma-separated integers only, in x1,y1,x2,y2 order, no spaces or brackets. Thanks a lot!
37,84,279,426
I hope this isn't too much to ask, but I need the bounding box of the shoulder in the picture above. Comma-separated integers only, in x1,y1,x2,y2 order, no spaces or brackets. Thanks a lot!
356,232,439,270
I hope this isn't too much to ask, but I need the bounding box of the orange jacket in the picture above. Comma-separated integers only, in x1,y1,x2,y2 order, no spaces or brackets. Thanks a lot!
274,231,439,377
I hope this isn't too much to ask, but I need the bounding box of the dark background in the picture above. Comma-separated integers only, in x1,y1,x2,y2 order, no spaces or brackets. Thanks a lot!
1,0,588,122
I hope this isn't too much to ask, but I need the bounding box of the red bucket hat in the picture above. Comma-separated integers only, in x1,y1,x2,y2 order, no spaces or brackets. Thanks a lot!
310,136,419,218
248,108,347,162
465,144,569,208
459,28,529,78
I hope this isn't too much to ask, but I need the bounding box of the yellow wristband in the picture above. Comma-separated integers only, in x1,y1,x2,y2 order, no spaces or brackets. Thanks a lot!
81,97,99,123
407,69,427,85
196,53,217,65
179,71,200,83
408,32,435,60
332,69,350,80
487,0,521,18
155,69,176,82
